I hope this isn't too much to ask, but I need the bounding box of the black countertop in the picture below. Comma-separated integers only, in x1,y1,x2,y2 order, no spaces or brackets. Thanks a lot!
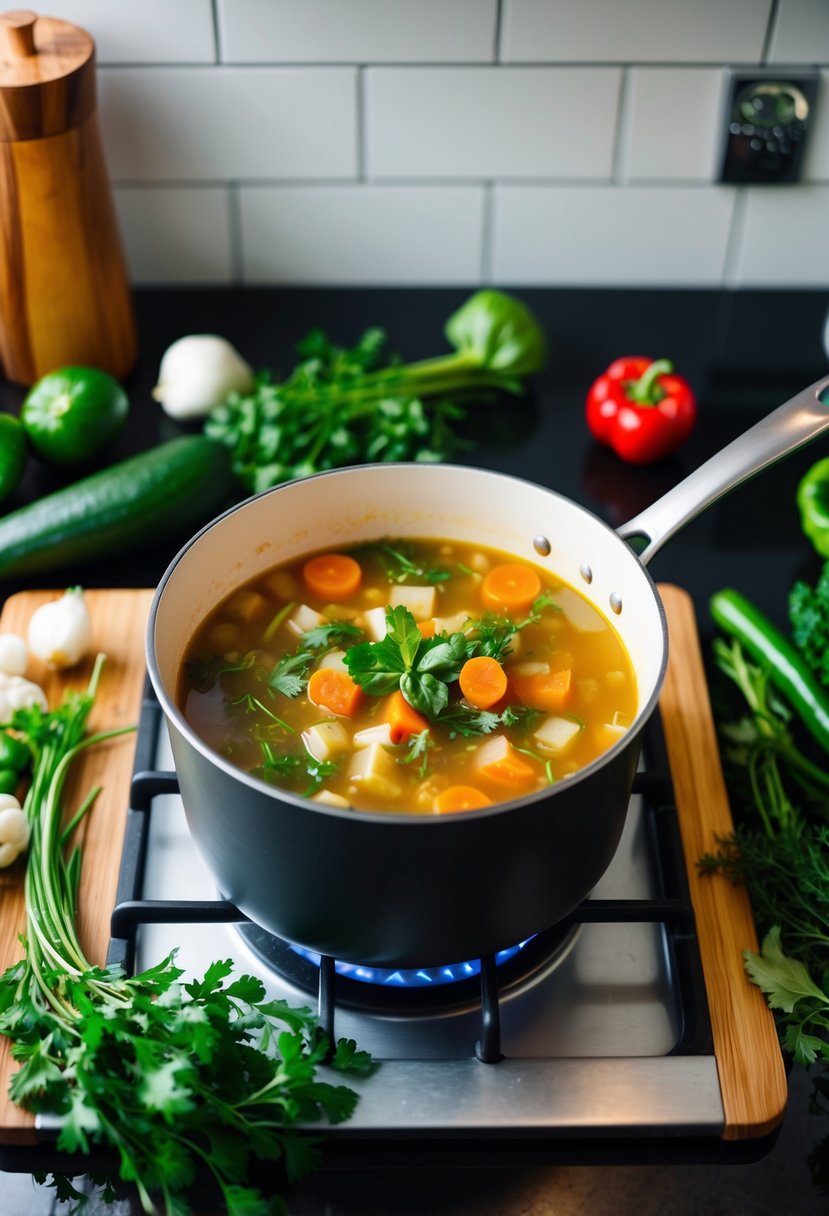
2,287,829,1216
2,285,828,636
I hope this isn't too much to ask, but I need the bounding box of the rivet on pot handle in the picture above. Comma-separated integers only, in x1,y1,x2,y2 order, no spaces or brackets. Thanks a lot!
617,375,829,567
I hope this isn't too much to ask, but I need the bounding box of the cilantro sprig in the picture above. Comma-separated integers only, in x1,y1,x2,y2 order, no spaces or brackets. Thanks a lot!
344,605,470,717
0,657,372,1215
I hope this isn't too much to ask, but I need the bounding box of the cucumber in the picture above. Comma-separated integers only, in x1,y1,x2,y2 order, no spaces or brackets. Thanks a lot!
0,435,235,579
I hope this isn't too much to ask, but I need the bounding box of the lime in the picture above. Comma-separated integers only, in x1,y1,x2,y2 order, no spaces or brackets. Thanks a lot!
0,413,26,504
21,366,129,465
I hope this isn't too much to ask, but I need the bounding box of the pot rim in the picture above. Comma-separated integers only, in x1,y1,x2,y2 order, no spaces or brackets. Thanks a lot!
146,461,669,826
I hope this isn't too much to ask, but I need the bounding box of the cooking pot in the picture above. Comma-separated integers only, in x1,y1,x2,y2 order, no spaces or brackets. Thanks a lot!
147,375,829,967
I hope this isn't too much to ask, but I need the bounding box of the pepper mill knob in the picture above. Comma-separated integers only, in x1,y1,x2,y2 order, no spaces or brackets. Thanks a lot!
1,10,36,56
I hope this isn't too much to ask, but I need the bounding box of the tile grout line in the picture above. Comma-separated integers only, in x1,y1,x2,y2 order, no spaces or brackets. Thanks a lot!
721,187,746,287
611,67,634,185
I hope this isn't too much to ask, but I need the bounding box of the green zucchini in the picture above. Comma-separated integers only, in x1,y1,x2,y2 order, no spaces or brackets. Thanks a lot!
0,435,235,579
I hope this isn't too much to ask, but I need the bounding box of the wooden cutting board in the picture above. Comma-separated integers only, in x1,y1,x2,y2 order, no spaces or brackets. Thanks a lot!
0,585,786,1146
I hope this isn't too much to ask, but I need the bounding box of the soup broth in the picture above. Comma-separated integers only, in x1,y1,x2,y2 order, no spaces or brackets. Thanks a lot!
179,538,637,814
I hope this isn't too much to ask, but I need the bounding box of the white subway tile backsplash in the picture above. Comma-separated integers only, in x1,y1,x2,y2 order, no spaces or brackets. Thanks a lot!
114,187,233,284
35,0,216,64
730,186,829,285
99,68,357,182
501,0,772,63
366,68,621,179
803,71,829,180
492,185,735,285
623,69,725,182
767,0,829,64
238,186,484,283
217,0,497,63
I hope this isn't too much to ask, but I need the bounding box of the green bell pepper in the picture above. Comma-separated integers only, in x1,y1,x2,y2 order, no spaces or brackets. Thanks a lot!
797,457,829,558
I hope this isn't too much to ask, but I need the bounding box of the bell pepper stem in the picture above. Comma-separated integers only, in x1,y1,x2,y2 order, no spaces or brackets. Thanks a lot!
627,359,673,405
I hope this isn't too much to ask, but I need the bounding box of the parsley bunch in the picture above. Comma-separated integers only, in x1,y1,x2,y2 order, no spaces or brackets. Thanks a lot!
204,290,546,494
0,657,371,1215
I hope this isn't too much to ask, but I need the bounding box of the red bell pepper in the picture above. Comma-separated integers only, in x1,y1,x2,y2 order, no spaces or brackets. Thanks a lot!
586,357,696,465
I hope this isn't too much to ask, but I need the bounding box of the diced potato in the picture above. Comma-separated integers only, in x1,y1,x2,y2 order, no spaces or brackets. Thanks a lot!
261,569,299,601
554,588,607,633
312,789,351,808
605,670,627,688
467,551,490,574
302,721,351,762
433,611,472,635
348,743,402,799
390,585,436,621
364,587,384,604
286,604,325,638
353,723,394,748
511,660,549,677
500,630,523,661
206,621,239,652
534,715,582,754
224,588,271,627
316,649,347,672
362,606,389,641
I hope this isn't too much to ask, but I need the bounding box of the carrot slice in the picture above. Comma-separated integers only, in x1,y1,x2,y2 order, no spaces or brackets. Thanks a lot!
433,785,493,813
307,668,363,717
416,618,436,638
512,668,572,713
303,553,362,600
458,655,508,710
475,734,537,789
384,689,429,743
481,563,542,614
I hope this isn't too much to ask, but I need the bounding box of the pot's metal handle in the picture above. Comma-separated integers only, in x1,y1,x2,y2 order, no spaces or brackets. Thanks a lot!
617,374,829,567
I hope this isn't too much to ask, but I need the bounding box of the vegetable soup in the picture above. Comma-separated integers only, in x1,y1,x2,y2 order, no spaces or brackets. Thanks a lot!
179,539,637,813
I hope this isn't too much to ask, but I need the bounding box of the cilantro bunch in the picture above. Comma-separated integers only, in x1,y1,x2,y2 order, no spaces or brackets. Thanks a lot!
0,657,371,1215
204,290,546,494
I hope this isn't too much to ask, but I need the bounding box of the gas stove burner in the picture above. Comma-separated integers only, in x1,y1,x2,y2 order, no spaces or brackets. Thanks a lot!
234,920,581,1013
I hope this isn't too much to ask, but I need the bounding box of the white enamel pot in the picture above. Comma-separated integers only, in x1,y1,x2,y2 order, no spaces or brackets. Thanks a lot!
147,376,829,967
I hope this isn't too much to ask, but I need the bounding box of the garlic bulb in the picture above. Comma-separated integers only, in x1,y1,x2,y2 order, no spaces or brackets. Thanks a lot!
0,797,30,867
0,673,47,718
153,334,254,419
28,587,92,670
0,633,28,677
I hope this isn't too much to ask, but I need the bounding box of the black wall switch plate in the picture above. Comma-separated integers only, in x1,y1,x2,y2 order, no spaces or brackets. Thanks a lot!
718,68,819,184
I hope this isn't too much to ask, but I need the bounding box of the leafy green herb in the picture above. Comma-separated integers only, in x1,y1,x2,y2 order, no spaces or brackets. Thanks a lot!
466,592,560,662
376,543,451,585
269,650,315,699
204,290,546,493
0,659,371,1214
299,620,363,650
399,729,435,778
789,561,829,689
344,605,470,717
185,650,256,693
230,692,295,733
257,742,339,796
439,703,541,739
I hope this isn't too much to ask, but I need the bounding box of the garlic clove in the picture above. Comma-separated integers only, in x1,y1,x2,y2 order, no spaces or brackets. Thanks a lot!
0,633,28,677
153,334,254,419
0,801,30,867
28,587,92,670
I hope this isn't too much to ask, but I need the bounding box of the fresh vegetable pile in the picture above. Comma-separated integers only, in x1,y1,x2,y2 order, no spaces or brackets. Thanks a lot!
0,290,545,580
204,290,546,493
702,455,829,1193
0,652,372,1214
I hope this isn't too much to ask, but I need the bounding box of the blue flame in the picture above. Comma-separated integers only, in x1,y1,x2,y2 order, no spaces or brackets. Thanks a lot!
289,938,533,987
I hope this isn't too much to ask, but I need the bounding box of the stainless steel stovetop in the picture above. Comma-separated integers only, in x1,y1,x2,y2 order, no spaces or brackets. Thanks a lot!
100,689,743,1158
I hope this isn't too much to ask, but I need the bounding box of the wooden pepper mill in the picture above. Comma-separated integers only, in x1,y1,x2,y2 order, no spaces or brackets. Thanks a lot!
0,9,137,385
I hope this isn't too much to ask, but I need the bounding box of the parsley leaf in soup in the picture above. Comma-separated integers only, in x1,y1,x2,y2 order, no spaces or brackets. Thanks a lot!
269,650,315,698
299,621,364,651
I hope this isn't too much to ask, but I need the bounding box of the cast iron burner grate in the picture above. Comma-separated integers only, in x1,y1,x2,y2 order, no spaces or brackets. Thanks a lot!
108,684,709,1066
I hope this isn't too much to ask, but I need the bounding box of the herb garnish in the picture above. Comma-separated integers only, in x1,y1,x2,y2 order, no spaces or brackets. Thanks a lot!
257,741,339,796
376,543,451,585
343,605,470,717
